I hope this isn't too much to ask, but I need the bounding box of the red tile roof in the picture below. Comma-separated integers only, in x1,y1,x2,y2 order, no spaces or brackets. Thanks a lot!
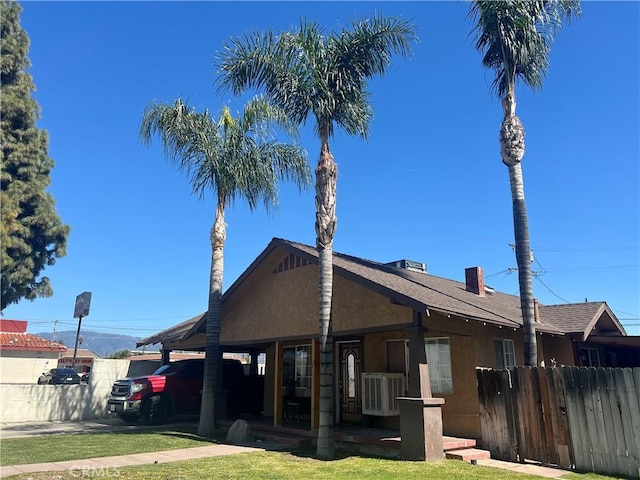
0,332,67,352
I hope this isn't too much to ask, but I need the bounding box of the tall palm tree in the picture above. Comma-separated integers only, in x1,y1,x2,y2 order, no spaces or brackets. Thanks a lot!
216,15,416,459
140,96,311,437
470,0,581,366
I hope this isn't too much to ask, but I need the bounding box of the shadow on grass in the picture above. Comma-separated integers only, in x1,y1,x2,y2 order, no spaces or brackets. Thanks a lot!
91,421,220,444
283,447,402,463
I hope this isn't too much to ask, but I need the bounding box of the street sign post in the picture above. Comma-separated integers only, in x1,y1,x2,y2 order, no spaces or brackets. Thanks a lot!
72,292,92,369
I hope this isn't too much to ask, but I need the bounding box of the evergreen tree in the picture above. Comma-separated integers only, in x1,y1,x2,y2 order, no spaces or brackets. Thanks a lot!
1,0,70,310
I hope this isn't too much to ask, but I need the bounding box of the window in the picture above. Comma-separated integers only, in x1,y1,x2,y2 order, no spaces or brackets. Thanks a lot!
283,345,311,389
425,338,453,394
347,353,356,398
494,339,516,369
405,338,453,394
581,347,601,367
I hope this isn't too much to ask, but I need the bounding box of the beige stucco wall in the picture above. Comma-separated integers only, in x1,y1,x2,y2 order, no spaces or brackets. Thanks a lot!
0,350,61,384
222,251,411,344
223,260,317,342
0,359,129,423
332,275,412,332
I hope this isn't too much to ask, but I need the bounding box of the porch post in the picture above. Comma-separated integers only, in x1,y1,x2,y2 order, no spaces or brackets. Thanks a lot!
273,341,283,426
399,309,445,461
407,313,427,397
160,348,171,365
311,338,320,430
249,350,259,376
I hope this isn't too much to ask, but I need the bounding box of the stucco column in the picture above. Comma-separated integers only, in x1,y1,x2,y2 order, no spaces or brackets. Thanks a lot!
398,395,445,461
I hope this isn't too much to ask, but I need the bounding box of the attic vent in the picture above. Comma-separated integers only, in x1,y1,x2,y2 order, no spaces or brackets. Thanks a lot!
272,253,310,274
386,259,427,274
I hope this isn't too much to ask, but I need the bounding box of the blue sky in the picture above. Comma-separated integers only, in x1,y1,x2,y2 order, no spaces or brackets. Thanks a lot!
4,1,639,339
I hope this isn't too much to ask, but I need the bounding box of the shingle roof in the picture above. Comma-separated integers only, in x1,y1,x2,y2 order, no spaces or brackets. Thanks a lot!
0,332,67,352
273,238,565,334
538,302,624,336
139,238,623,347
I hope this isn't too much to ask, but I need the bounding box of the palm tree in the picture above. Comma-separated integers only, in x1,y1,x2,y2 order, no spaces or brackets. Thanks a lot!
470,0,581,366
216,15,416,459
140,96,311,437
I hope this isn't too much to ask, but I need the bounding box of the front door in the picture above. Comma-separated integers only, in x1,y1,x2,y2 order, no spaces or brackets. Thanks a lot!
339,342,362,423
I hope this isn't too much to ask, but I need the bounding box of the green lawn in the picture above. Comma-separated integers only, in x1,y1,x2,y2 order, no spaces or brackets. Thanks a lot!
0,426,216,465
0,428,626,480
0,450,569,480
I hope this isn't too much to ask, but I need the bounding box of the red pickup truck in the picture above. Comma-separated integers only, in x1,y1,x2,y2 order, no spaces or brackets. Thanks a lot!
107,358,249,424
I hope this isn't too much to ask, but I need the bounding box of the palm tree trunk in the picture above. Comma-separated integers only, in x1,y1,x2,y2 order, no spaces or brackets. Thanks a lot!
315,140,337,460
198,202,226,437
508,163,537,366
500,90,537,367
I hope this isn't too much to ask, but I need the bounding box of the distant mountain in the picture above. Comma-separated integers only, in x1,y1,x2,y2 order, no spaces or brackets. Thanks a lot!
35,330,141,357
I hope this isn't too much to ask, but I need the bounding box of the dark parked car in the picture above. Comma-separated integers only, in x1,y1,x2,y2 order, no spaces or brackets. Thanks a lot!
37,368,81,385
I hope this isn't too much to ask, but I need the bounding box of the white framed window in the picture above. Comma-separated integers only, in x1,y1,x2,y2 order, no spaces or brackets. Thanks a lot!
494,339,516,369
404,338,453,395
426,338,453,394
283,344,311,389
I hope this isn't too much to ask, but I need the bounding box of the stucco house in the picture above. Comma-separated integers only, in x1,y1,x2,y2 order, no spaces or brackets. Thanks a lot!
0,319,67,383
138,238,638,441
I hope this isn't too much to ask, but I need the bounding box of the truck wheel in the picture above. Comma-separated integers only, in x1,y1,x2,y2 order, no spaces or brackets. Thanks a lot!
118,413,139,424
141,395,170,425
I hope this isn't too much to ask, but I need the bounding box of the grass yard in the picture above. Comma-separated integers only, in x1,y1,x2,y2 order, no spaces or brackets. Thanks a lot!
0,428,627,480
0,425,216,465
3,450,629,480
0,450,576,480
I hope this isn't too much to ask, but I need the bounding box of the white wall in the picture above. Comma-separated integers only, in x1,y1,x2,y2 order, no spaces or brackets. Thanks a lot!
0,358,130,423
0,351,60,384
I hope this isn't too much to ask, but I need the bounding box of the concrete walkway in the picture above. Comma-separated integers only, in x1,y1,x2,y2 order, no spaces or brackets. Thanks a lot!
0,444,264,478
0,419,573,479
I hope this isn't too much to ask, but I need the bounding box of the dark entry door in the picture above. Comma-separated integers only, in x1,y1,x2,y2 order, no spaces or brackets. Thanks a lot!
339,342,362,423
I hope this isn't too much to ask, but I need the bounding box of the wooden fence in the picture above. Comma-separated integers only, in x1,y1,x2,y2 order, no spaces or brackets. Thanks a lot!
477,366,640,478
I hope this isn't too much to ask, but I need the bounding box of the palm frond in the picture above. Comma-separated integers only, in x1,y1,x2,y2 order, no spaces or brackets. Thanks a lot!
215,14,416,143
469,0,581,98
140,96,310,211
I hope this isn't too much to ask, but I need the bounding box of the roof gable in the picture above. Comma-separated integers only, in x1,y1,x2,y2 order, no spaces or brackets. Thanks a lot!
539,302,626,339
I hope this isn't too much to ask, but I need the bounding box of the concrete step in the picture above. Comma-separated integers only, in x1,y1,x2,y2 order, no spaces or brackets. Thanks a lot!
445,448,491,462
253,431,312,448
443,436,476,451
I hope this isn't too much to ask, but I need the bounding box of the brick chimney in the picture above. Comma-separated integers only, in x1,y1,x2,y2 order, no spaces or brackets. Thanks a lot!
465,267,485,297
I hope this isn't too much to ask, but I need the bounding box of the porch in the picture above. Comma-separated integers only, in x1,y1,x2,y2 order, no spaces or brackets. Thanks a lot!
217,417,484,460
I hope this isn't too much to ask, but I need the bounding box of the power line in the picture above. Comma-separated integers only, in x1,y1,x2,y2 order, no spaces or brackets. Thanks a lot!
533,246,639,253
534,276,572,304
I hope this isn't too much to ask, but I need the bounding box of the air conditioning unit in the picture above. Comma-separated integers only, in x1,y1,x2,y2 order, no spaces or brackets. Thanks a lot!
361,373,406,416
